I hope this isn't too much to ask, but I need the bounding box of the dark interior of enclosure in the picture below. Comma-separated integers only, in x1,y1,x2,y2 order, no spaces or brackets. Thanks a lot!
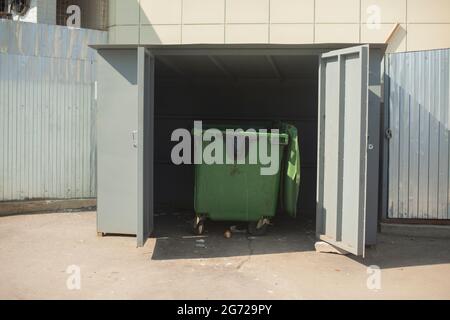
153,53,319,217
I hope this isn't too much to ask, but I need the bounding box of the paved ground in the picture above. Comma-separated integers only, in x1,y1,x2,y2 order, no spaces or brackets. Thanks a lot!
0,211,449,299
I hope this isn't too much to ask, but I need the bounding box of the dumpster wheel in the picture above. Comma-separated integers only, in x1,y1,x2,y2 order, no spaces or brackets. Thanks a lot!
247,218,270,236
193,216,206,235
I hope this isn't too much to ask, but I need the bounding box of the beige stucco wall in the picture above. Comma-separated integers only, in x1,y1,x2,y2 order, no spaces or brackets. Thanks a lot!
108,0,450,52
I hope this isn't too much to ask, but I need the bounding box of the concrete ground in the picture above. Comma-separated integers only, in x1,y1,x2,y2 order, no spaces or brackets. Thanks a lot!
0,211,449,300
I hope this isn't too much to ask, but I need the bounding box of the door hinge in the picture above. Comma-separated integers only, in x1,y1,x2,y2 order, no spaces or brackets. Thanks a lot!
385,128,393,140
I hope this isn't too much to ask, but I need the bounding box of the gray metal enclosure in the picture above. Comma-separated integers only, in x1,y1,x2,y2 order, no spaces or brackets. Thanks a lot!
94,44,383,255
386,49,450,220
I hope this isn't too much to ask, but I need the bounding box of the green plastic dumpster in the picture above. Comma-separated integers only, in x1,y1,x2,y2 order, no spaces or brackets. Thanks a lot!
193,123,300,235
279,123,301,218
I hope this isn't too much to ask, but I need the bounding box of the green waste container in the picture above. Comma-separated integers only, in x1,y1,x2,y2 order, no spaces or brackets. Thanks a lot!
193,123,300,235
279,123,301,218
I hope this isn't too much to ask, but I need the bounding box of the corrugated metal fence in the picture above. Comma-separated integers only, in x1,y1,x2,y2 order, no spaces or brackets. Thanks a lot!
387,49,450,219
0,20,106,201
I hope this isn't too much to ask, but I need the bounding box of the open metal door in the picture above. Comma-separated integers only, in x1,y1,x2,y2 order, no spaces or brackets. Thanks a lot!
137,47,155,247
316,45,370,256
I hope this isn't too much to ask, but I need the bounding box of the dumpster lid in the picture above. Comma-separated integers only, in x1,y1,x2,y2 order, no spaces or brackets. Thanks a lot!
281,123,300,218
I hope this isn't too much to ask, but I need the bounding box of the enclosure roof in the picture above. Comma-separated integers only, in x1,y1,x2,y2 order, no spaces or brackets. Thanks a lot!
91,43,387,79
90,43,387,53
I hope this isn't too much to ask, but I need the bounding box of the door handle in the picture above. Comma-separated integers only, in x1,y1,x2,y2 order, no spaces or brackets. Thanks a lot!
131,130,138,148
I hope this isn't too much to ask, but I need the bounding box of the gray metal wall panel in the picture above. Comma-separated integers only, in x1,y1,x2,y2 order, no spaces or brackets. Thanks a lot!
366,48,382,245
387,49,450,219
0,21,106,201
418,51,430,219
388,55,399,218
0,20,107,60
408,53,420,219
137,48,155,246
96,49,139,235
322,56,340,241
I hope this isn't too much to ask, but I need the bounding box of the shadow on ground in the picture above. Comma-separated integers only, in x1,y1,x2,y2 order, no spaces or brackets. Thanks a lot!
151,210,450,270
354,233,450,269
151,210,316,260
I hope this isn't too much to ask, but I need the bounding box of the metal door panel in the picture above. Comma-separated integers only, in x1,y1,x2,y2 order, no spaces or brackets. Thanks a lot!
137,47,155,246
316,45,369,256
96,49,138,235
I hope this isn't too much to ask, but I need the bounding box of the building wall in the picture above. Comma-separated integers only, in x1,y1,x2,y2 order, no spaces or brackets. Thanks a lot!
107,0,450,52
5,0,108,30
56,0,109,30
12,0,57,25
